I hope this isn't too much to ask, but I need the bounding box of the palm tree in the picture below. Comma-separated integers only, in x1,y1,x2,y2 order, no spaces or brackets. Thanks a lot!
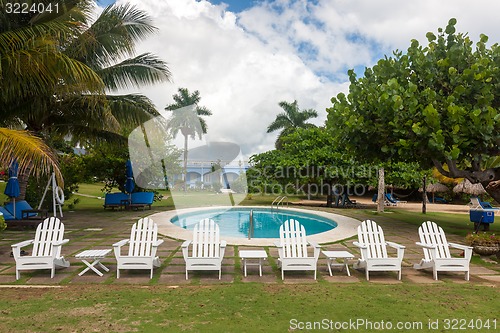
165,88,212,188
0,0,104,110
0,1,172,198
0,128,62,184
267,100,318,149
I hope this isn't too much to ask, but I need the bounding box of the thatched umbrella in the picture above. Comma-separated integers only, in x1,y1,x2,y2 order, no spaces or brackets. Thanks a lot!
419,183,449,202
453,179,486,196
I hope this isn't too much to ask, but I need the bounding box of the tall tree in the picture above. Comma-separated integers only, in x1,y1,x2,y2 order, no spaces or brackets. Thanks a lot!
267,100,318,149
327,19,500,203
165,88,212,187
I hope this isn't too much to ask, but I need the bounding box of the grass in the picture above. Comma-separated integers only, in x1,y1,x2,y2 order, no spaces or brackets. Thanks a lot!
0,284,498,332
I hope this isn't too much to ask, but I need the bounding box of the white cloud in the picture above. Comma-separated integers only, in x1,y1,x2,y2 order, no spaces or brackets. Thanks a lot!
112,0,500,158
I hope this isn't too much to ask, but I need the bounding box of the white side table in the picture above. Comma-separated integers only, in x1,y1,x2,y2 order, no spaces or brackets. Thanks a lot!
75,249,112,276
322,250,354,276
239,250,267,277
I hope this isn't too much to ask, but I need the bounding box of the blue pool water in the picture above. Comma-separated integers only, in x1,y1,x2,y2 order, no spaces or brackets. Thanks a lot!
170,208,337,238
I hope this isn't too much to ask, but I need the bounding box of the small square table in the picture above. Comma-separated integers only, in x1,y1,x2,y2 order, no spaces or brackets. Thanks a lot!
75,249,112,276
322,250,354,276
239,250,267,277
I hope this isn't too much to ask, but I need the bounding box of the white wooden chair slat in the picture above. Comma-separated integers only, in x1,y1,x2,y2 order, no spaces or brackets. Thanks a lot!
114,217,163,279
11,217,69,280
300,225,308,257
208,220,215,258
145,222,154,258
214,223,220,257
276,219,320,280
182,219,226,279
414,221,471,280
128,223,137,257
192,223,199,257
353,220,405,281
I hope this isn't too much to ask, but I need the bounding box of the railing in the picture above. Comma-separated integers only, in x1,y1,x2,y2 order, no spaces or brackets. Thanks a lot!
272,196,288,209
248,209,254,240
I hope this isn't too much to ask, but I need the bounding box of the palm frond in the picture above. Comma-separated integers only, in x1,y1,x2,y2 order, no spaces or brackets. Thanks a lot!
68,3,157,67
97,53,171,90
267,113,292,133
1,37,105,104
106,94,159,126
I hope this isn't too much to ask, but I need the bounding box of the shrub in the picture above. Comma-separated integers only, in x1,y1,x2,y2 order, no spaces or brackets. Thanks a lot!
465,232,500,247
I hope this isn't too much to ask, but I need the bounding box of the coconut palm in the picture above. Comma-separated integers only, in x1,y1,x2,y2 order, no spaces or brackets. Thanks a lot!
0,1,171,198
165,88,212,188
0,0,104,111
267,100,318,149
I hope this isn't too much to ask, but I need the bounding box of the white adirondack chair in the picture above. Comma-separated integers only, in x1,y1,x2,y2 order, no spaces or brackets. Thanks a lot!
414,221,473,281
274,219,321,280
11,217,70,280
182,218,227,280
113,217,164,279
353,220,405,280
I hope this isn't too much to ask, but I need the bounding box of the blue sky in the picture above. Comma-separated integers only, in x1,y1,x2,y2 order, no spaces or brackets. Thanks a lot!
207,0,256,12
110,0,500,156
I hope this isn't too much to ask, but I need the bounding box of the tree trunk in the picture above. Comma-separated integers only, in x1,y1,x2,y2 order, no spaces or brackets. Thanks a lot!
422,176,427,214
183,134,188,191
377,168,384,213
484,181,500,204
17,164,33,201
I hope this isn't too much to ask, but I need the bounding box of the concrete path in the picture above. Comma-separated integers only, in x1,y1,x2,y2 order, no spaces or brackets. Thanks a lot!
0,206,498,286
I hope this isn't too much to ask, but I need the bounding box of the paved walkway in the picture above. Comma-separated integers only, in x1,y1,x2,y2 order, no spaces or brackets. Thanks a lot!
0,206,498,286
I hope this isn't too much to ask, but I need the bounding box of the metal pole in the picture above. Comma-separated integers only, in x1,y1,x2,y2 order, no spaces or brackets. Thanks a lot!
248,209,253,240
422,175,427,214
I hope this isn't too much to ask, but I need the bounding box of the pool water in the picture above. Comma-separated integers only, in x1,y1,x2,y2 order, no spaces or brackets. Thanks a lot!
170,207,337,238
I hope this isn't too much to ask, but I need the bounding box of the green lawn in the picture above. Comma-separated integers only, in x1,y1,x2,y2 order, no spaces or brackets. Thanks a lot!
0,283,498,332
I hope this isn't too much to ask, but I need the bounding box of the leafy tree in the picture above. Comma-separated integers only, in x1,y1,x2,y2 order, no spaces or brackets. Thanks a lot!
165,88,212,187
267,100,318,149
250,127,373,206
327,18,500,202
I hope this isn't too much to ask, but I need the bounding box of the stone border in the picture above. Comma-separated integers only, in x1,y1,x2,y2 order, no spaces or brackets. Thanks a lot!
153,206,360,246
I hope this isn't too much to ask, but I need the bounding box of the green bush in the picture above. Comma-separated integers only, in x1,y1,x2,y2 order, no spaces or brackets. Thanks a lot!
0,214,6,232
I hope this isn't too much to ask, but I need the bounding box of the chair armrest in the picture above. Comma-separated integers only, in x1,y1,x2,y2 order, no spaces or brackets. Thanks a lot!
353,241,366,249
53,239,69,246
309,241,321,248
386,241,405,249
153,239,164,247
12,240,34,249
309,241,321,259
220,240,227,248
113,239,129,247
415,242,436,249
387,241,405,260
181,240,191,248
448,242,473,251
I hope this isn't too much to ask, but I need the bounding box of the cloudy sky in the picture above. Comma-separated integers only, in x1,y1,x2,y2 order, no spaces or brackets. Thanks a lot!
100,0,500,158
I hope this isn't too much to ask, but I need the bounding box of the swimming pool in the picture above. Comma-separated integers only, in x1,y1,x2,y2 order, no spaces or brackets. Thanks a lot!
170,207,338,238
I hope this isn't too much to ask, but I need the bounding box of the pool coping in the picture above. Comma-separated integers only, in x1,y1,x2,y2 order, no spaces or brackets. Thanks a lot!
153,206,360,246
